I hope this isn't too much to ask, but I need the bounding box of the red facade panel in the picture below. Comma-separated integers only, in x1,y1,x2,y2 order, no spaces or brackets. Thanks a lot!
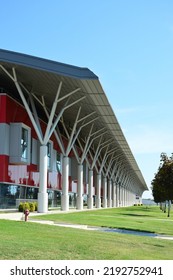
0,94,75,192
0,155,9,181
0,95,7,123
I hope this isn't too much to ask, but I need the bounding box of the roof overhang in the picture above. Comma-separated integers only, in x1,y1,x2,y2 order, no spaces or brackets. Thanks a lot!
0,49,148,192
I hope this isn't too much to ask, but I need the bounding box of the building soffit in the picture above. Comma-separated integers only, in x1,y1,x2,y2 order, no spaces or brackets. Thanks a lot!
0,49,148,192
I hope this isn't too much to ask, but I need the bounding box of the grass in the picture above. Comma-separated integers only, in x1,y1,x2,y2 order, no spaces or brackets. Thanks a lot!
31,205,173,236
0,205,173,260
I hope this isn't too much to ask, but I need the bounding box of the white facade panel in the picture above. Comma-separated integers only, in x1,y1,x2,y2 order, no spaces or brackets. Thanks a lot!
0,123,9,155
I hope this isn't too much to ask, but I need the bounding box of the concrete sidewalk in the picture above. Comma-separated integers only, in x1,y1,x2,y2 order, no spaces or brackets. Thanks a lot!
0,207,91,221
0,210,49,221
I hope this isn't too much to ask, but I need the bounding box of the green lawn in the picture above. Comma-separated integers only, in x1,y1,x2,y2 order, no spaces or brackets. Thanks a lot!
0,205,173,260
32,205,173,236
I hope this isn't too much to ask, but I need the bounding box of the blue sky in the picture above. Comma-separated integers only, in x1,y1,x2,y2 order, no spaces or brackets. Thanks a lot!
1,0,173,198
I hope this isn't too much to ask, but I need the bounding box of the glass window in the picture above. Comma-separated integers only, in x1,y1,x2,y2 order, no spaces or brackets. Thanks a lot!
0,184,20,208
21,127,28,159
26,187,38,199
47,142,51,169
56,153,61,173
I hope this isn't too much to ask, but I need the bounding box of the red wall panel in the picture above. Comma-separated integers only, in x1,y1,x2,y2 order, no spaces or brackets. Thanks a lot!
0,94,81,191
0,95,7,122
0,155,9,181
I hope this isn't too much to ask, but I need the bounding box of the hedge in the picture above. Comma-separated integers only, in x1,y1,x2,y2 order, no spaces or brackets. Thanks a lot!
18,202,38,212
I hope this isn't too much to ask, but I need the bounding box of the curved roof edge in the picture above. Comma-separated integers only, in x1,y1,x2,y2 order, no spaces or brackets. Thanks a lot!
0,49,98,80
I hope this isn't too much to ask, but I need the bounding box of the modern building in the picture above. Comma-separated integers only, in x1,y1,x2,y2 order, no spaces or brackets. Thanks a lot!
0,49,148,212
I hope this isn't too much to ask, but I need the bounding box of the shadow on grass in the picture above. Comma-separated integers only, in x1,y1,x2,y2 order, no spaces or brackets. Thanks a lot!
119,213,152,217
144,243,165,248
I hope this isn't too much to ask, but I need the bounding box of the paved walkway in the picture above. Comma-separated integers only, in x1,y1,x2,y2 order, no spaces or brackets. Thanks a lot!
0,210,173,241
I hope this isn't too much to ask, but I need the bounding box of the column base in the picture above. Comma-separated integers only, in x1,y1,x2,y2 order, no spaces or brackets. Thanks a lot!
107,199,112,207
102,199,107,208
61,194,69,211
96,198,101,208
87,197,93,209
38,192,48,213
112,200,116,207
77,196,83,210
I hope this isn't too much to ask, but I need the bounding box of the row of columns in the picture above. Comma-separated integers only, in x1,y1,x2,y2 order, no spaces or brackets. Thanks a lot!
61,156,136,211
0,65,141,213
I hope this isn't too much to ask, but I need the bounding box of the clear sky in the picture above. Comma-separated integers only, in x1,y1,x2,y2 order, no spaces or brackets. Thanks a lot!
1,0,173,198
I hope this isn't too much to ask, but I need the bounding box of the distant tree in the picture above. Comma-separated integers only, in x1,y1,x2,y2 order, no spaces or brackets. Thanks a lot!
151,153,173,217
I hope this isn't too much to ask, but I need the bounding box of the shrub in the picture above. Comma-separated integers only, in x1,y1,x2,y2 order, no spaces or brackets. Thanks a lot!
18,202,24,212
29,202,35,212
23,202,30,212
18,201,38,212
34,202,38,211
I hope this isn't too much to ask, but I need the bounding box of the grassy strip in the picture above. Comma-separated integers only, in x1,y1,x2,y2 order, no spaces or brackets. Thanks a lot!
1,205,173,260
31,206,173,236
0,219,173,260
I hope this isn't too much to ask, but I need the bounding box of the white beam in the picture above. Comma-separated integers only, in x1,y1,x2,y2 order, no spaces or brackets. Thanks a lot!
12,68,44,144
66,107,81,155
43,81,62,144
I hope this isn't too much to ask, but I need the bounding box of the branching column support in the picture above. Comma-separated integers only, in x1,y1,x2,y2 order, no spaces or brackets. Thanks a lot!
61,155,69,211
105,150,121,207
0,66,52,213
91,135,103,209
38,145,48,212
114,167,122,207
112,181,116,207
96,142,113,209
87,129,105,209
77,127,105,209
95,145,117,208
42,91,86,211
96,172,101,208
110,158,124,208
125,177,130,206
61,110,99,211
88,169,94,209
62,114,97,210
107,179,112,207
102,176,107,208
105,153,115,208
122,174,129,206
110,160,121,208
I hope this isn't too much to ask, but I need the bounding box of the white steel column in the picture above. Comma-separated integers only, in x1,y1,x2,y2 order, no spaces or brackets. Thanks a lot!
116,183,119,207
119,185,121,207
102,176,107,208
112,181,116,207
126,189,128,206
107,179,112,207
121,187,124,206
77,163,83,210
121,186,124,206
120,187,123,206
61,156,69,211
38,145,48,213
96,173,101,208
124,187,127,206
88,169,93,209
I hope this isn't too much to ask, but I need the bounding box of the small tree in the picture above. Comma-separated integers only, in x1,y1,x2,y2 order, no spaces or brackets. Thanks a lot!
151,153,173,217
